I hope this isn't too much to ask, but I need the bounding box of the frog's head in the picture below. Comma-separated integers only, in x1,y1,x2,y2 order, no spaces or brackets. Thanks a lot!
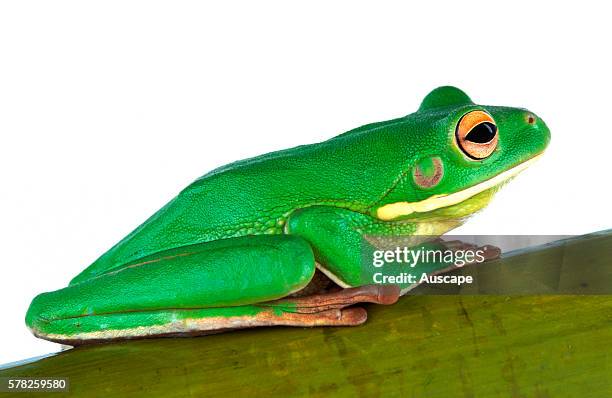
373,86,550,225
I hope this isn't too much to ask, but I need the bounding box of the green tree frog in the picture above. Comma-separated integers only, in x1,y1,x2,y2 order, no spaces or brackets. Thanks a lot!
26,87,550,344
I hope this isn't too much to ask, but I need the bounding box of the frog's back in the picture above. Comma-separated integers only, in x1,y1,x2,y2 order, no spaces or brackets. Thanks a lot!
70,118,413,285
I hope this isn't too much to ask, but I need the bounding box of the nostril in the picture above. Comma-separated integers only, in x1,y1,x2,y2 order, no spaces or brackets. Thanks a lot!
527,114,537,125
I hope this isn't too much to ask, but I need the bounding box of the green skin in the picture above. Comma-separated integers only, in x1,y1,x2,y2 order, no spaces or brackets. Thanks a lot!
26,87,550,343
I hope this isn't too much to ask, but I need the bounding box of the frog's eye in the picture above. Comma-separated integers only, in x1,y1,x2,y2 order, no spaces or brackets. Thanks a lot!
455,110,498,160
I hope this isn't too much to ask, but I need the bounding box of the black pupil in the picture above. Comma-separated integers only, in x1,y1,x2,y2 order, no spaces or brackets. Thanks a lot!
465,122,497,143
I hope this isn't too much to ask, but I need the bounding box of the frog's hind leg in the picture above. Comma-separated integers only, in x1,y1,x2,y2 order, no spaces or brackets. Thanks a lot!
29,287,386,345
224,283,400,332
27,235,388,344
26,235,320,344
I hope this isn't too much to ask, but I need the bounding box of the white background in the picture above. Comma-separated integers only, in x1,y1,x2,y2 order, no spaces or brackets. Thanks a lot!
1,1,610,365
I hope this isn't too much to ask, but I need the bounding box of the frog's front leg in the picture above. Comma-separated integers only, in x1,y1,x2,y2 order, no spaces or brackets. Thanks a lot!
27,235,386,344
286,206,498,293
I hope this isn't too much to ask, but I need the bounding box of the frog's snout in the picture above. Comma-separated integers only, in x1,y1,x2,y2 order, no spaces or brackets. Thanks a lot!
523,111,551,153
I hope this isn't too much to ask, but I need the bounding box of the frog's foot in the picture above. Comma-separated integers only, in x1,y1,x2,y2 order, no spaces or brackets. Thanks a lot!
264,307,369,327
480,244,502,261
284,284,399,311
252,284,400,327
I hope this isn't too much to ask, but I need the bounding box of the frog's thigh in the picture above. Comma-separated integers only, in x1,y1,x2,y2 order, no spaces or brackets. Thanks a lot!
27,235,331,343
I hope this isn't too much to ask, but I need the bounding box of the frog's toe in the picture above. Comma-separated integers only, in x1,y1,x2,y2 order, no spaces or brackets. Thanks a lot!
337,307,368,325
479,244,501,261
306,307,368,326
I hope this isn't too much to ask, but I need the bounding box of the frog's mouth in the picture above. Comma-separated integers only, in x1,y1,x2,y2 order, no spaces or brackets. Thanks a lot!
375,153,543,221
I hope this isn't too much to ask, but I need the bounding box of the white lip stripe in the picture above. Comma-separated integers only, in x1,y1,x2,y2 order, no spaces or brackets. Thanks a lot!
376,153,543,221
